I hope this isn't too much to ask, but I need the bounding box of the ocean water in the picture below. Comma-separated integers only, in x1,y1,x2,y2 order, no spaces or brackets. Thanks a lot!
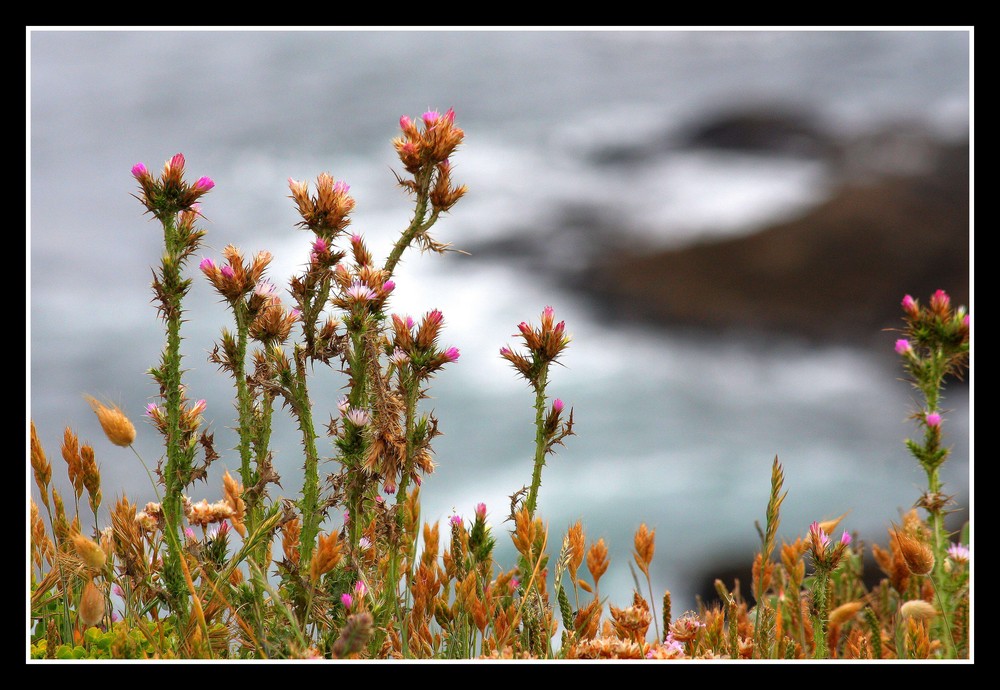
28,29,971,608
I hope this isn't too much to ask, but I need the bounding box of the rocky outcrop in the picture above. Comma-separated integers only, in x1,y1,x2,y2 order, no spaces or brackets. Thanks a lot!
574,136,969,343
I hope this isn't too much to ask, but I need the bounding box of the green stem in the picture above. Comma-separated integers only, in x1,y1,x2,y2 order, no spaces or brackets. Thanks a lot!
160,215,190,617
812,569,829,659
293,353,322,572
525,367,549,517
383,168,436,278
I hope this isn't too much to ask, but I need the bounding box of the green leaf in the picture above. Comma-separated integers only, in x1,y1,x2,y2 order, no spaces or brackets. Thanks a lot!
72,646,88,659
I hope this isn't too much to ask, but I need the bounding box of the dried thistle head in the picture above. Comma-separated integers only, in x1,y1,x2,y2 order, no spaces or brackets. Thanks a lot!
288,173,355,239
281,517,301,567
900,599,937,621
70,532,106,572
567,520,586,581
185,498,236,529
30,422,52,508
221,470,246,538
633,523,655,578
60,427,84,500
586,538,610,590
309,532,343,583
78,579,105,628
84,396,136,448
893,526,935,576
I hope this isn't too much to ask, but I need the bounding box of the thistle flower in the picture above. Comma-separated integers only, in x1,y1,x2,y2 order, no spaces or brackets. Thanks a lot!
925,412,942,428
341,593,353,608
131,162,149,179
450,514,463,527
443,347,460,362
475,502,487,520
354,580,368,597
553,398,564,413
947,542,970,564
902,294,918,315
895,338,914,356
345,281,377,303
193,176,215,192
85,396,136,447
344,407,370,427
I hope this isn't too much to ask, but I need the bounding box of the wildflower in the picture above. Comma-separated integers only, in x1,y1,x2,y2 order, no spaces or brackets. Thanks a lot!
809,521,830,551
193,176,215,192
344,407,370,427
450,514,463,527
341,593,353,608
840,530,852,546
337,396,350,414
930,289,951,311
382,280,396,294
443,347,460,362
184,527,196,542
895,338,914,356
925,412,942,428
901,294,918,314
475,502,487,520
358,536,372,551
423,110,441,126
947,542,970,564
389,348,410,367
131,162,149,179
509,577,520,592
346,281,377,303
553,398,564,413
85,396,136,447
354,580,368,597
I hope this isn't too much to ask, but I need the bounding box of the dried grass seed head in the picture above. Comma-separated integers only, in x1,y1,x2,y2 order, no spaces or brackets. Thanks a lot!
85,396,137,447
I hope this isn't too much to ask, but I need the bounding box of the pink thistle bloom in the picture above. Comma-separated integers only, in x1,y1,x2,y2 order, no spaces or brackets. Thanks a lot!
509,577,520,592
221,265,235,279
552,398,564,413
399,115,412,130
518,322,532,338
189,399,207,416
333,180,350,195
312,237,328,254
926,412,942,428
840,531,852,546
901,294,917,312
111,612,120,623
218,520,230,536
351,233,363,245
450,514,462,527
947,543,970,564
131,162,149,179
412,476,421,487
425,309,444,326
354,581,368,597
343,511,350,523
358,537,372,550
385,479,397,494
382,280,396,295
346,282,377,302
337,397,350,414
500,346,513,356
809,521,830,549
168,153,186,171
374,495,384,503
443,107,456,124
340,593,353,608
930,289,951,310
422,110,441,126
199,257,217,273
184,527,196,541
475,502,487,520
895,339,913,356
289,309,301,320
254,281,277,298
389,348,410,367
444,347,460,362
193,176,215,192
406,316,415,330
542,305,555,324
113,585,125,598
345,407,370,427
964,314,970,327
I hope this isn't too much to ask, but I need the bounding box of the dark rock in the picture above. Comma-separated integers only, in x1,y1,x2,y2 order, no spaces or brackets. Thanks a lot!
574,139,969,344
677,107,838,160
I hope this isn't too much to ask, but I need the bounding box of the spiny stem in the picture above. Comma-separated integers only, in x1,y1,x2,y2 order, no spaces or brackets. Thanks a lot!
525,367,549,518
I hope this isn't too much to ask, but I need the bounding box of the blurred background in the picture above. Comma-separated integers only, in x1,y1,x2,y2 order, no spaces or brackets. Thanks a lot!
29,29,971,609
